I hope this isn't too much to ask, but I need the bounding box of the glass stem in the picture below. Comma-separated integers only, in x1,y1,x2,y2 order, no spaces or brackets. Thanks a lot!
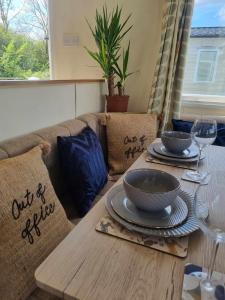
196,147,202,172
207,240,220,281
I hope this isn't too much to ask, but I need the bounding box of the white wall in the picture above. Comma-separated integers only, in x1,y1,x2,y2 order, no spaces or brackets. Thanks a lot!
75,82,105,116
0,82,103,141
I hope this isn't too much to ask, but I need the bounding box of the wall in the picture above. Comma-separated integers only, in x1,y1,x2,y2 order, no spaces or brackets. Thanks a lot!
0,82,103,141
48,0,164,112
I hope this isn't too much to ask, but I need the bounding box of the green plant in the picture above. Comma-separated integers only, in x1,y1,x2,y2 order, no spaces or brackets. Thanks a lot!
0,25,49,79
85,5,132,96
113,41,134,96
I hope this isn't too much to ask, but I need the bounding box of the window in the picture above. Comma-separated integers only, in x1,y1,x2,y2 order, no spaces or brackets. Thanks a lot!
181,0,225,119
195,49,218,82
0,0,50,80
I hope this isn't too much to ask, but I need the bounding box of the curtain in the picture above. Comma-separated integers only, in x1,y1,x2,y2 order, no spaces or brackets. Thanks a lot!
148,0,194,131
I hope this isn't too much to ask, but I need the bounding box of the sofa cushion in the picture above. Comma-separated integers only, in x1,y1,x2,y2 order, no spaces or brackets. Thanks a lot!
62,174,121,225
78,113,108,162
58,127,107,217
60,119,86,136
77,113,100,136
106,113,157,174
0,144,71,300
0,133,44,157
34,125,71,197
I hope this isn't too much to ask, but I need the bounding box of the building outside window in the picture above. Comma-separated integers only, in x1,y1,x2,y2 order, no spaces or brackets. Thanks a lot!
181,0,225,119
183,27,225,95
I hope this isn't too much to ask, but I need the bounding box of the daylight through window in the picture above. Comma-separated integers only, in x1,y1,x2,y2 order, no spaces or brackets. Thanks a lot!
0,0,49,80
182,0,225,118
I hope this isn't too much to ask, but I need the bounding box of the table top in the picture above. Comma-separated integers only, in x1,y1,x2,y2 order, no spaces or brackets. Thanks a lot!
35,142,225,300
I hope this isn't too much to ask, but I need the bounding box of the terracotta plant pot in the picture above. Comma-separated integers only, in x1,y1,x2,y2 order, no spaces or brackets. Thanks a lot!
106,95,129,112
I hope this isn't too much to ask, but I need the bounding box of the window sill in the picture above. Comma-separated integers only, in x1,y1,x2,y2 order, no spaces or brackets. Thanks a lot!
181,93,225,121
182,93,225,109
0,79,104,87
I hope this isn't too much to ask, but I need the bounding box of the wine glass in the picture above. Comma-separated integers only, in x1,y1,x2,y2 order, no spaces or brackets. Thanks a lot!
186,119,217,181
194,183,225,298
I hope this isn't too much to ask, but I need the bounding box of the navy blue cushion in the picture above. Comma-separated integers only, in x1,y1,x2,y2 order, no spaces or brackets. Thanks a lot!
172,119,225,147
57,127,107,217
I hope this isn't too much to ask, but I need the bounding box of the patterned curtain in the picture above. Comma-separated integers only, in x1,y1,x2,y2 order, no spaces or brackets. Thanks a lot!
148,0,194,131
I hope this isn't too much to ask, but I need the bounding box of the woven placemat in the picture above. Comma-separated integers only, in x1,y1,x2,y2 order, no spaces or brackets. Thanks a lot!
96,215,189,258
182,263,225,299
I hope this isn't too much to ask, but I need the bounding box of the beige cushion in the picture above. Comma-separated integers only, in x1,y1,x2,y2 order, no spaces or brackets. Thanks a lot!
60,119,86,136
0,134,44,157
34,121,87,197
106,113,157,174
0,145,72,300
34,125,71,196
77,113,100,136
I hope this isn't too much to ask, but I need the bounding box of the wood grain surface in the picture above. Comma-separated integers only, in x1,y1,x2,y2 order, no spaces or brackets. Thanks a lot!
35,141,225,300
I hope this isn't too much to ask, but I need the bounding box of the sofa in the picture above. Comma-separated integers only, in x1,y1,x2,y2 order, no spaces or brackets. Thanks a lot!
0,113,117,223
0,113,117,300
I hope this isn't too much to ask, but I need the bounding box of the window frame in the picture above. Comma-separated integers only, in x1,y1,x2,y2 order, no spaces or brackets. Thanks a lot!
194,48,219,83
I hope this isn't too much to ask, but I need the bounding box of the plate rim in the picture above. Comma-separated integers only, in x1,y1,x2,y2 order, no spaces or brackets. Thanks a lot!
148,143,205,163
110,191,189,229
105,184,199,238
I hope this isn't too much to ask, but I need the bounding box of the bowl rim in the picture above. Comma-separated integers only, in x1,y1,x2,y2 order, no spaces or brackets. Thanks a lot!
123,168,180,194
161,130,191,141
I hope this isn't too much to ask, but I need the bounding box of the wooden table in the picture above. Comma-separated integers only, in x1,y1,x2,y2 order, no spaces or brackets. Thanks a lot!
35,143,225,300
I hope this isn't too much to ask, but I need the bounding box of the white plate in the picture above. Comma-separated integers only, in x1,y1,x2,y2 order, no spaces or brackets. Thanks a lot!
148,143,205,163
110,189,188,229
105,185,199,238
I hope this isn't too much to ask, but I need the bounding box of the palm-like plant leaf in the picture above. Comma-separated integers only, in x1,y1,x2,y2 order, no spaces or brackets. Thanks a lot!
113,59,123,78
113,41,133,84
85,5,133,96
123,41,130,77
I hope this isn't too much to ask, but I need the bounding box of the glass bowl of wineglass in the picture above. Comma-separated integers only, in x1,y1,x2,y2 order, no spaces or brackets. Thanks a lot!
186,119,217,181
195,183,225,298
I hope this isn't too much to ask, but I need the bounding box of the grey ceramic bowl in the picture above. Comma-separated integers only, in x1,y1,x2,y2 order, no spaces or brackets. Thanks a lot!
161,131,192,154
123,168,180,212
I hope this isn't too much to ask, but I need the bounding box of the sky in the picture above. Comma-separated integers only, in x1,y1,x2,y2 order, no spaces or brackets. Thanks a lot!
6,0,47,40
3,0,225,30
192,0,225,27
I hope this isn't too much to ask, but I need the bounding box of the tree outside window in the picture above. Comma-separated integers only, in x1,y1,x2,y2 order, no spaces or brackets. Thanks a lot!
0,0,49,80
